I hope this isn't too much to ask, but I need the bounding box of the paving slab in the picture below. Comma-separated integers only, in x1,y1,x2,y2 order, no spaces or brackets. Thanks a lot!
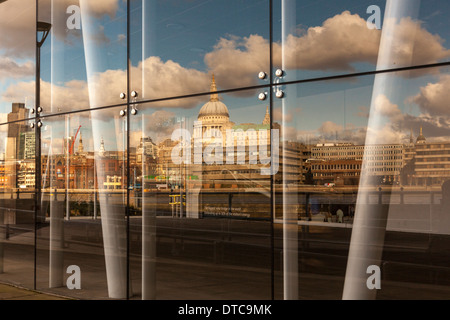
0,283,71,300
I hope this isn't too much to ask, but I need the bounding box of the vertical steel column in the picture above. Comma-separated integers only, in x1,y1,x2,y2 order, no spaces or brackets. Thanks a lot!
126,0,131,300
49,188,64,288
141,213,156,300
93,164,97,220
34,1,40,289
142,178,156,300
140,1,157,300
269,0,275,300
65,115,70,220
48,0,65,288
281,0,298,300
34,61,41,290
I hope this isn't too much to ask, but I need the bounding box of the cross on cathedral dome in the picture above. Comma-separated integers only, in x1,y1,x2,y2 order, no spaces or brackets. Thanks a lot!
198,75,230,120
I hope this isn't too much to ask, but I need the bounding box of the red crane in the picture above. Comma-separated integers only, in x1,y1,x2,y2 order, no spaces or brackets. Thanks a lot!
69,125,82,155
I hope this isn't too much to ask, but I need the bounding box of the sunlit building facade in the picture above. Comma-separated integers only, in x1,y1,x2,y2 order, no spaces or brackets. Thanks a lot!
414,142,450,186
312,143,404,184
1,0,450,301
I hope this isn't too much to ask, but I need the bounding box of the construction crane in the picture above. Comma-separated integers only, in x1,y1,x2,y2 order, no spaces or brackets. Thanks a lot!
69,125,82,155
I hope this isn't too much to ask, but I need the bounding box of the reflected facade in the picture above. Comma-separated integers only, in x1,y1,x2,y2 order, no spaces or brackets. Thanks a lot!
1,0,450,300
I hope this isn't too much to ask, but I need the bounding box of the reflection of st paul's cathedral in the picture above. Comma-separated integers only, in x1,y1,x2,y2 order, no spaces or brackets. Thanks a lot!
189,76,291,190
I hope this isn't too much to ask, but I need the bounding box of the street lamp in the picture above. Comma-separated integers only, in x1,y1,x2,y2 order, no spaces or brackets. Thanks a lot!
37,22,52,48
35,19,51,209
35,20,51,289
35,20,51,125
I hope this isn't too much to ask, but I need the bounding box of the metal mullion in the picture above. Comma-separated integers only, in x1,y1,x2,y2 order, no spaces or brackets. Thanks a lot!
34,0,40,291
269,0,275,301
126,0,131,301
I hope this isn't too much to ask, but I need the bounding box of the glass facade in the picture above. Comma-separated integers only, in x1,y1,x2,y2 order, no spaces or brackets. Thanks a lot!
1,0,450,300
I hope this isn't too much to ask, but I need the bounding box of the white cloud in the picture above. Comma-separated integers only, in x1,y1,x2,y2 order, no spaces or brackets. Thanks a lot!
363,91,450,144
88,25,110,45
381,17,450,67
203,11,382,85
280,122,368,146
281,11,381,71
204,11,450,88
412,75,450,116
134,56,211,104
142,110,178,143
204,34,270,89
356,106,370,118
0,0,36,58
1,81,35,106
0,56,34,81
366,123,406,145
273,107,294,123
283,13,450,70
319,121,344,135
0,0,122,58
372,94,403,121
0,114,8,130
1,79,89,113
401,114,450,142
117,34,126,43
2,56,211,113
79,0,120,19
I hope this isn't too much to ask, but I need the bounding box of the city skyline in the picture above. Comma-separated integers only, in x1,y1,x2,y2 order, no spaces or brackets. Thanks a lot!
1,87,446,191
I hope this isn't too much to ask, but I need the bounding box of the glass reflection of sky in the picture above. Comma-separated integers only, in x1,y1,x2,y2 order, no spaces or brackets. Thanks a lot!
131,0,269,71
44,0,450,83
1,0,450,145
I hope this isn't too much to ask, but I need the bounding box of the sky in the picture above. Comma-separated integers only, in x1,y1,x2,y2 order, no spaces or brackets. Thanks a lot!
2,0,450,153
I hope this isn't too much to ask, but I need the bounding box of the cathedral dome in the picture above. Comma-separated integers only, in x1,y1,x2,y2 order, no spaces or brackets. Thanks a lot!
416,126,426,144
198,100,229,118
198,75,229,119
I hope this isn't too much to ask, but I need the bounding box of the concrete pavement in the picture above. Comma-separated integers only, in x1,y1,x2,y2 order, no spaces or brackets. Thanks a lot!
0,282,72,300
2,216,450,300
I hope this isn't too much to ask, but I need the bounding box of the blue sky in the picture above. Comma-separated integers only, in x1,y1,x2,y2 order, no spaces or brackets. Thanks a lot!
2,0,450,152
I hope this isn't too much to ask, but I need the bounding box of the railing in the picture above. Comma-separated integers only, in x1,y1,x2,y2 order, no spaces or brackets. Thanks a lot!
0,187,445,219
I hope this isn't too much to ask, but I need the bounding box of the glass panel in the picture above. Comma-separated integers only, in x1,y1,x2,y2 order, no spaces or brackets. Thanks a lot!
129,0,270,103
273,0,450,83
129,85,273,299
35,106,128,299
0,119,36,289
38,0,128,116
275,65,450,299
0,0,36,124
